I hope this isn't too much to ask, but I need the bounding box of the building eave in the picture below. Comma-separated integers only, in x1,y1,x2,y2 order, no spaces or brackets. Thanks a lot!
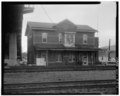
35,48,100,51
32,27,56,31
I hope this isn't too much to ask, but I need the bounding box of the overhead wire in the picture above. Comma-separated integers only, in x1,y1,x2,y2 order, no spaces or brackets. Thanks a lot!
97,5,100,37
41,5,54,23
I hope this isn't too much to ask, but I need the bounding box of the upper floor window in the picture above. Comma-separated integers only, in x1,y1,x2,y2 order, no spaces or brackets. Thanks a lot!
58,33,62,43
64,32,75,47
42,33,47,43
83,34,88,44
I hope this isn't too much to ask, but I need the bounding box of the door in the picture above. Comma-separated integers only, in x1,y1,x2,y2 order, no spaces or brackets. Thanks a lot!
41,52,47,66
82,55,88,66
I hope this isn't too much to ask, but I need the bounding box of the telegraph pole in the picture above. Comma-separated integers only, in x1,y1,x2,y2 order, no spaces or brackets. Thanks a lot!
108,39,111,61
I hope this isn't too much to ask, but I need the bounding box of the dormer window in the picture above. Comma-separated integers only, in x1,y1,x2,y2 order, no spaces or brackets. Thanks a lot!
58,33,62,43
83,34,88,44
42,33,47,43
64,32,75,47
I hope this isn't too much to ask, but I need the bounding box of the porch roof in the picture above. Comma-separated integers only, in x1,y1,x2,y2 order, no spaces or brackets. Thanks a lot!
36,48,99,51
35,44,99,51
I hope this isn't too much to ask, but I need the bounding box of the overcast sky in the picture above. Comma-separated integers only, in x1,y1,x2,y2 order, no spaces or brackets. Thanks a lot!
22,1,116,52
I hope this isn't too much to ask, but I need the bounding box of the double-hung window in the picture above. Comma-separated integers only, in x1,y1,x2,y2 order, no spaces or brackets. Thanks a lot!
58,33,62,43
42,33,47,43
83,34,88,44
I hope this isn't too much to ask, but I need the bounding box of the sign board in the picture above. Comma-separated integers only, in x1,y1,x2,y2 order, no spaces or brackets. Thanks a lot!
36,58,46,66
64,32,75,47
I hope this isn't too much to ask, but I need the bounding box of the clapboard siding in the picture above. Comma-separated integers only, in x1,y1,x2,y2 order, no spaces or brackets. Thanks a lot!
33,30,96,46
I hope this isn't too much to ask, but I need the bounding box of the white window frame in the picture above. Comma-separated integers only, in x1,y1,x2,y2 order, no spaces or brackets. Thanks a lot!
42,33,47,43
58,33,62,43
83,34,88,44
64,32,76,47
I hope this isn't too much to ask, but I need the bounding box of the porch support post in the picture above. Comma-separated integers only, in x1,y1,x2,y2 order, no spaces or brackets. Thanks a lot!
91,52,93,65
96,51,99,62
95,51,98,63
46,50,48,66
93,52,95,65
94,52,96,63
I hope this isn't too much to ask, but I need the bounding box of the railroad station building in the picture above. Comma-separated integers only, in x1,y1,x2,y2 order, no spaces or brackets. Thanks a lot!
25,19,99,66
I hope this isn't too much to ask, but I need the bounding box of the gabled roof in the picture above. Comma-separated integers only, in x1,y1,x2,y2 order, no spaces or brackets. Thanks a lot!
26,19,97,36
54,19,76,27
28,21,55,28
76,25,97,32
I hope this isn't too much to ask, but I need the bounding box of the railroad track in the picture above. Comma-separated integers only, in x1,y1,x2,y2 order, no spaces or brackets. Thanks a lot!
4,66,117,73
3,80,118,94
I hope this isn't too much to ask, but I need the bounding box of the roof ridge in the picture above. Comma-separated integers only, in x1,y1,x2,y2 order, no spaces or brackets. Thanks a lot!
26,20,97,34
28,21,55,24
28,21,94,27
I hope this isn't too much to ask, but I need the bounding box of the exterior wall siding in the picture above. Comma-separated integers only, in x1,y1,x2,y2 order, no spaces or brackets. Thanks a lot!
33,30,96,46
33,31,59,44
47,35,59,44
75,32,94,45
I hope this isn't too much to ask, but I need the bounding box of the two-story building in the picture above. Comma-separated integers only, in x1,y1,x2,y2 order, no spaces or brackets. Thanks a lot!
25,19,99,67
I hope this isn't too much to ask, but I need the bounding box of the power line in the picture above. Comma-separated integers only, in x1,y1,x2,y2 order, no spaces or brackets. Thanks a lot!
97,5,99,37
41,5,54,23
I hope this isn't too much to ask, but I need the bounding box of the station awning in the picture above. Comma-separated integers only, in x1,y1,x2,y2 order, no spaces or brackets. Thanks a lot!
35,44,100,51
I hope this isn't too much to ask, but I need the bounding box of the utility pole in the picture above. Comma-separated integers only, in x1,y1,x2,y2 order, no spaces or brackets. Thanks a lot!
108,39,111,61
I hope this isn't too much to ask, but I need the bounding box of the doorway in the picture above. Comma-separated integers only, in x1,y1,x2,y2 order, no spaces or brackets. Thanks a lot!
82,54,88,66
36,52,47,66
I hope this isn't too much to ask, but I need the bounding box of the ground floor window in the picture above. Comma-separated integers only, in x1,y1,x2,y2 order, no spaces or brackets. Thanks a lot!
68,53,75,62
48,52,62,63
39,51,96,65
57,53,62,62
